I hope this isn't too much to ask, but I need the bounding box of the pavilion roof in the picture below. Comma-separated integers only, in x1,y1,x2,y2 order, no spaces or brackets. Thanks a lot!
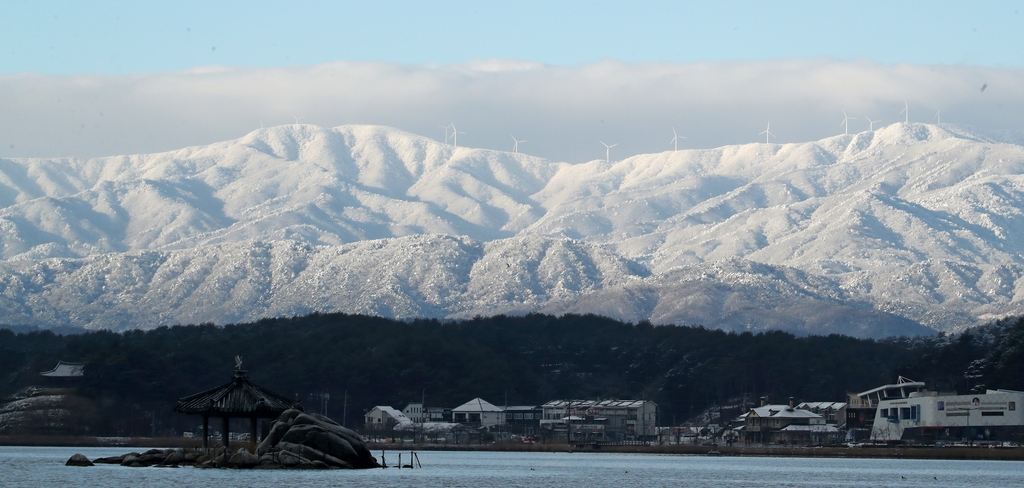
173,370,301,417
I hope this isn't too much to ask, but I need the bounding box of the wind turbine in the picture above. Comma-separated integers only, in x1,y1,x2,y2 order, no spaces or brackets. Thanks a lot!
440,124,453,144
865,116,880,131
840,110,857,135
935,109,941,124
669,128,686,151
450,123,464,148
900,101,909,123
511,135,526,154
601,141,617,163
292,115,305,125
759,122,775,144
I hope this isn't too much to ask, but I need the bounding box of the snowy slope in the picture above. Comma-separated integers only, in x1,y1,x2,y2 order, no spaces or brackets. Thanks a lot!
0,123,1021,335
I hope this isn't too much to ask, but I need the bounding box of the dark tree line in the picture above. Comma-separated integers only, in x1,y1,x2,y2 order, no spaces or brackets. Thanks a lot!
1,312,1022,436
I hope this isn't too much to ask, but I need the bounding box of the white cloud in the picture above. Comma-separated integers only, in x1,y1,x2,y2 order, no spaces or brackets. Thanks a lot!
2,59,1022,162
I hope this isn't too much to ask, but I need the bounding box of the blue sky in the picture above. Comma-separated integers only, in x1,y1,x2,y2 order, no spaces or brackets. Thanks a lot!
4,0,1023,74
2,1,1024,160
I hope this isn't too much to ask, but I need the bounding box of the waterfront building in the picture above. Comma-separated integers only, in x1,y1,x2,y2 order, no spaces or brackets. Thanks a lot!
452,398,504,427
866,381,1024,443
364,406,412,430
737,397,830,444
539,399,658,441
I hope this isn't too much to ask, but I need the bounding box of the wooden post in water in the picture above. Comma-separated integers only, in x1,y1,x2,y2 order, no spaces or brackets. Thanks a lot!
398,452,402,469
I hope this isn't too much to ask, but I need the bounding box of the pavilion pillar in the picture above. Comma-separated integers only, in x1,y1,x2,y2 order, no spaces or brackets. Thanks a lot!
223,416,231,452
250,417,258,450
202,415,209,449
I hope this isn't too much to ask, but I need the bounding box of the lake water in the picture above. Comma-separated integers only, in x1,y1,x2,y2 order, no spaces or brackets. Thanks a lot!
3,446,1024,487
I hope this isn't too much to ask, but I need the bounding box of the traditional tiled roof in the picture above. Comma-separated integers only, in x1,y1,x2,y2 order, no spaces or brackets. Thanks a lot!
39,361,85,377
173,370,301,417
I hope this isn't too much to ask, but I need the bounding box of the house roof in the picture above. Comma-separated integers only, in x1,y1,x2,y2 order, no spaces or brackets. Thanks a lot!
370,406,412,423
174,370,301,417
39,361,85,378
541,399,653,408
742,405,822,419
798,402,847,411
453,398,503,412
781,424,840,432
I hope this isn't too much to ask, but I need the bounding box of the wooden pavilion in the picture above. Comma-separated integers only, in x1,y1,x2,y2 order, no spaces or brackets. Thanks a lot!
173,361,301,451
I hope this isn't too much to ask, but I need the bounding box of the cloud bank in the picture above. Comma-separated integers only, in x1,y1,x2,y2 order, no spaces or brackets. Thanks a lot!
2,59,1023,162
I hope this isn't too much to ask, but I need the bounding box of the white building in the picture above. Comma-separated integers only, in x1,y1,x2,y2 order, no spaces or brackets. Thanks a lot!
539,399,658,440
864,378,1024,443
364,406,412,430
452,398,504,427
403,402,425,423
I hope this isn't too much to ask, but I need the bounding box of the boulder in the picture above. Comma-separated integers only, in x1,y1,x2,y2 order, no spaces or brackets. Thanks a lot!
65,453,94,467
258,420,290,455
162,450,184,465
227,448,259,467
120,454,139,466
92,455,125,464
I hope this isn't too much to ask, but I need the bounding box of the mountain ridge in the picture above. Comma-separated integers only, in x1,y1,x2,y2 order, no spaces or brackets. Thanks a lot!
0,122,1021,336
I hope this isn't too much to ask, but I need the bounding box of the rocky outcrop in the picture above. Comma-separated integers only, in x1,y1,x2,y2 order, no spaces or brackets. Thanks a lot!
85,410,378,470
253,409,379,469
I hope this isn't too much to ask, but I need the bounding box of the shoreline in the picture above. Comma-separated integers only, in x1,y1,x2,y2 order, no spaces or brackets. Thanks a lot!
3,436,1023,461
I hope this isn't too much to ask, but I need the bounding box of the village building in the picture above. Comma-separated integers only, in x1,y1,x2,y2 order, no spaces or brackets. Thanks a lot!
737,397,835,445
402,402,425,423
864,378,1024,443
451,398,504,427
364,406,412,430
503,405,542,433
539,399,658,441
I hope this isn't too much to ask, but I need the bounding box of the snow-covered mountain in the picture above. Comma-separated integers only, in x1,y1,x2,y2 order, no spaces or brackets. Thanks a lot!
1,123,1021,336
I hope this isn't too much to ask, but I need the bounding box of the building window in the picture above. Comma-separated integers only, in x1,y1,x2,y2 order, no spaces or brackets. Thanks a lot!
525,413,534,420
469,413,481,423
515,413,523,419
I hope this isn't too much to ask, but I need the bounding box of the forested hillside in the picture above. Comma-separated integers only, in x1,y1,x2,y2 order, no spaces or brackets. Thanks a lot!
1,313,1022,436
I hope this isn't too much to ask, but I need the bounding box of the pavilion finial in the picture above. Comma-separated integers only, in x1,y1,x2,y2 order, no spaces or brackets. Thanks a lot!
235,355,243,371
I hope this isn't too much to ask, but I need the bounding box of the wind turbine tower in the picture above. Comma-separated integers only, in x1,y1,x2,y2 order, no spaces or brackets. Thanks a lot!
450,123,464,148
759,122,775,144
935,109,941,124
865,117,880,131
670,128,686,151
440,124,453,144
840,110,857,135
601,141,618,163
292,115,305,125
900,101,909,123
511,135,526,154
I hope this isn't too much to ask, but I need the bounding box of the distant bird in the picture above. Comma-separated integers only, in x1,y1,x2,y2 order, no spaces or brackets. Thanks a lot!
934,477,938,480
506,263,511,268
902,475,907,479
981,83,988,92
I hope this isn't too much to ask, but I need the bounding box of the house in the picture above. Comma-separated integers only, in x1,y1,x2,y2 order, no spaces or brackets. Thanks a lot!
503,405,542,433
402,402,425,423
425,406,452,422
738,397,826,444
364,406,412,430
452,398,504,427
797,401,847,426
540,399,658,441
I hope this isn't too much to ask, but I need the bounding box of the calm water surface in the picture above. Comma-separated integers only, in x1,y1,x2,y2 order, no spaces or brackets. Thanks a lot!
3,446,1024,487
